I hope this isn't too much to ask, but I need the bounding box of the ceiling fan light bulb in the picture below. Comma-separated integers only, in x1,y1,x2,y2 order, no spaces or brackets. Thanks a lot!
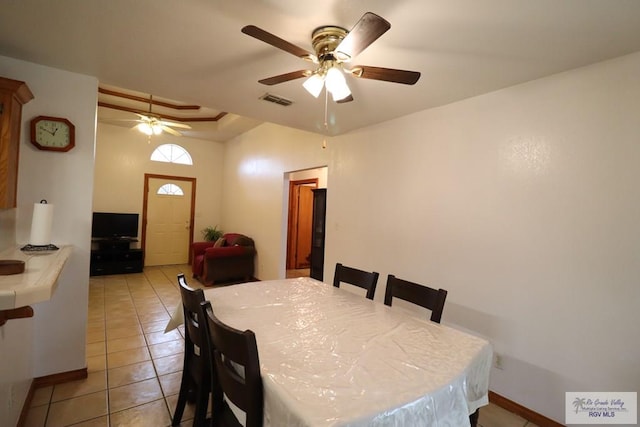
137,122,153,136
303,74,324,98
325,67,351,101
325,67,344,91
152,124,163,135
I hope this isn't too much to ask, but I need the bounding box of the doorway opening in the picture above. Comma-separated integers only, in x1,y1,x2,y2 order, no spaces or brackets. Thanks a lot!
285,167,327,279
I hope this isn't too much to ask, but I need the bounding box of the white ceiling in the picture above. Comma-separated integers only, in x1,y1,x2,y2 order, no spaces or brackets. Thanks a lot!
1,0,640,140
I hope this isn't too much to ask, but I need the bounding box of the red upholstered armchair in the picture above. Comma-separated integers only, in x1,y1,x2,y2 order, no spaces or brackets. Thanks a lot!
191,233,256,286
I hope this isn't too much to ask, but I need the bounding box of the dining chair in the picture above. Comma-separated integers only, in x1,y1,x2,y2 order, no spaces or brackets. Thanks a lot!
332,263,380,300
383,274,448,323
172,274,211,427
201,300,264,427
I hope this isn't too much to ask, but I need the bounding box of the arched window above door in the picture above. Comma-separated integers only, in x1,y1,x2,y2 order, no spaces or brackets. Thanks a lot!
157,183,185,196
150,144,193,165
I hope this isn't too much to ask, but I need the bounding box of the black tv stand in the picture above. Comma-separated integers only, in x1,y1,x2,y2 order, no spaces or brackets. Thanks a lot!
90,238,143,276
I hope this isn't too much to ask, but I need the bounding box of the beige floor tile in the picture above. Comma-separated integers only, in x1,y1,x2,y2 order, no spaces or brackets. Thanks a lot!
106,334,147,354
108,378,163,413
135,304,166,314
23,403,48,427
31,386,53,407
86,329,106,344
138,311,170,325
149,339,184,359
68,415,109,426
103,298,133,306
109,398,171,427
108,360,156,388
146,329,182,345
141,320,168,334
158,371,183,396
478,403,528,427
130,292,157,301
153,353,184,376
51,370,107,402
105,309,138,320
85,341,106,357
46,391,108,427
87,312,105,323
107,346,151,369
86,355,107,373
86,322,105,336
105,317,140,330
105,325,143,340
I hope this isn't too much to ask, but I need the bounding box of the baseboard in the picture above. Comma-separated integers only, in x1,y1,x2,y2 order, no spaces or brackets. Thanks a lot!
489,391,565,427
16,380,36,427
17,368,88,427
32,367,88,388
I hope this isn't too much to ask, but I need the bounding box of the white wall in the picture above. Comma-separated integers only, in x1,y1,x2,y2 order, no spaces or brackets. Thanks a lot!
0,55,97,426
289,167,328,188
222,124,330,280
94,124,225,245
221,51,640,423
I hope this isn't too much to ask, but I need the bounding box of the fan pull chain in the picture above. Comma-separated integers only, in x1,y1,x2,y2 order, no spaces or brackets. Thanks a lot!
322,89,328,149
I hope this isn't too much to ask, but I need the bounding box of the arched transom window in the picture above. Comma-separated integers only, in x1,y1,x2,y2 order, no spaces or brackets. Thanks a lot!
157,183,185,196
150,144,193,165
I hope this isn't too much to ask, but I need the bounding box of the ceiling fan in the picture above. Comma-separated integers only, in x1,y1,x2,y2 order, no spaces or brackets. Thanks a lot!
242,12,421,103
133,95,191,136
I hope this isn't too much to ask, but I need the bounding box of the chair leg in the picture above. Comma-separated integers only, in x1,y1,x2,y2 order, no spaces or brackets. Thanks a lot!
469,409,479,427
171,372,192,426
192,382,210,427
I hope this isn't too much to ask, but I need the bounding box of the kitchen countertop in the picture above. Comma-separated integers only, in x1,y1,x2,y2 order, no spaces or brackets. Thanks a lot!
0,245,72,310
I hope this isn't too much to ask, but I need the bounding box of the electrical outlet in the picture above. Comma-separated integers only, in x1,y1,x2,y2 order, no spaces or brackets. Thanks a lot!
494,353,504,370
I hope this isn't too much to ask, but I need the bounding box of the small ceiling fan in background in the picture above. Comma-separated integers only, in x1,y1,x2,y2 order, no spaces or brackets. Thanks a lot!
242,12,421,103
133,95,192,136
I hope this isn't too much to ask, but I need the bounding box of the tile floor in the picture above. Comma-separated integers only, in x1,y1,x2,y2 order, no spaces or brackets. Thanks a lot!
23,264,537,427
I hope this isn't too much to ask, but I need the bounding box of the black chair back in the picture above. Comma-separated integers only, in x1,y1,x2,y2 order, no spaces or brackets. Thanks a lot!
332,263,379,300
173,273,210,426
384,274,448,323
201,300,264,427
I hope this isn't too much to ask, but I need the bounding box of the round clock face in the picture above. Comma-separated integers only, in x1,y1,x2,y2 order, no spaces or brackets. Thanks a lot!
30,116,75,151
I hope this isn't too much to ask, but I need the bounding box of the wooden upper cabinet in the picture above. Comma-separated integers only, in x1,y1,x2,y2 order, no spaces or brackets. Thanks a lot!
0,77,34,209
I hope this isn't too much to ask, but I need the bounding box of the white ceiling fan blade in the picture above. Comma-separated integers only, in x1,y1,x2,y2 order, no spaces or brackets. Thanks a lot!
161,126,182,136
158,120,191,129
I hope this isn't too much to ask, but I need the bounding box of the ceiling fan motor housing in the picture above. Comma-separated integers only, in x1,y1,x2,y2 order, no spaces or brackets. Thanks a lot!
311,26,348,61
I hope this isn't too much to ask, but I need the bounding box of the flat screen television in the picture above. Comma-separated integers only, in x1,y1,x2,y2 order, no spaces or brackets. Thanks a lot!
91,212,139,239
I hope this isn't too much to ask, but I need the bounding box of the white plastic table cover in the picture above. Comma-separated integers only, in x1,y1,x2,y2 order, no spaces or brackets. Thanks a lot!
203,277,492,427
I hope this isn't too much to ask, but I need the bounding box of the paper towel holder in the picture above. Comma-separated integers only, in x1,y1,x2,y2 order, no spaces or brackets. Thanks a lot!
21,199,59,252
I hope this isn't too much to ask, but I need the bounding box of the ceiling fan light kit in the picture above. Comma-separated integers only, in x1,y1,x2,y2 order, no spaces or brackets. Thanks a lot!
242,12,421,104
129,94,192,137
137,121,162,136
302,61,352,101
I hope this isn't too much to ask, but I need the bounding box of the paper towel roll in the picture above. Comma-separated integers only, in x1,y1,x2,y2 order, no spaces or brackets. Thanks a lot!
29,202,54,245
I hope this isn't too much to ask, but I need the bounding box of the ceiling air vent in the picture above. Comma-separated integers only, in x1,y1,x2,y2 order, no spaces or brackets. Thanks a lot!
260,93,293,106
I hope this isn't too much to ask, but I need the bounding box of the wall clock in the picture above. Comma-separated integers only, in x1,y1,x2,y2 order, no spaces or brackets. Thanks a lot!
30,116,75,152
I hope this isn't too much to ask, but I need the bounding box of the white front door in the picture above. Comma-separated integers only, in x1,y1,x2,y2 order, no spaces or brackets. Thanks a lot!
145,177,193,266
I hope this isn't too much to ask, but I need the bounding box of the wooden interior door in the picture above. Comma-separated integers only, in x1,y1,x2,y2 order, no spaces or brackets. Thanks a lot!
287,179,318,269
143,175,195,266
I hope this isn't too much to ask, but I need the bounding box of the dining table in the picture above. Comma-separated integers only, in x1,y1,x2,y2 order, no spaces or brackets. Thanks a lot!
183,277,493,427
